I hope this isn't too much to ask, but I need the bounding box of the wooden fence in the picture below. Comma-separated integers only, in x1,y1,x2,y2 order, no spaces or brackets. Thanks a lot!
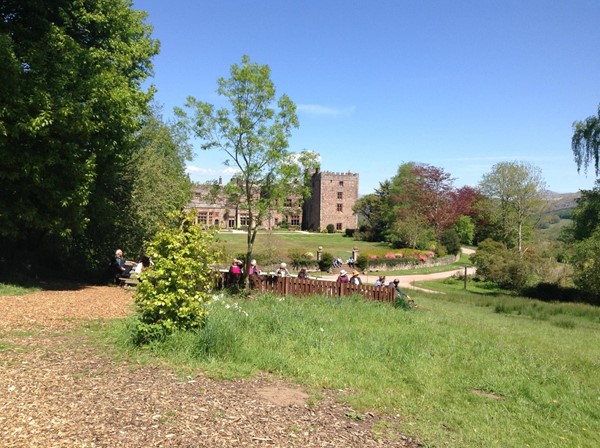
217,271,396,304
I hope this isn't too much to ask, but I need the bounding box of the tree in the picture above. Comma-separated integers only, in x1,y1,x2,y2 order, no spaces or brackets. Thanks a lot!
124,106,193,255
479,162,547,253
176,55,313,281
0,0,158,277
566,180,600,242
571,230,600,297
572,104,600,177
454,215,475,245
353,181,395,242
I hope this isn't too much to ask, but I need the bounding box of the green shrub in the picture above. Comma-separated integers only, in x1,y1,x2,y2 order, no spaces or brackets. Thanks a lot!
318,252,334,272
326,224,335,234
572,230,600,297
471,239,540,291
132,211,222,344
440,228,461,255
288,249,315,269
355,254,369,271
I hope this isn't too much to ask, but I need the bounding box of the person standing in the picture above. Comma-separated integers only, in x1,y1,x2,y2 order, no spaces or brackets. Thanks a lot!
249,259,260,276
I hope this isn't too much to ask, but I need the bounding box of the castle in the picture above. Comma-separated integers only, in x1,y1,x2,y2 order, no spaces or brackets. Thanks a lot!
186,169,359,232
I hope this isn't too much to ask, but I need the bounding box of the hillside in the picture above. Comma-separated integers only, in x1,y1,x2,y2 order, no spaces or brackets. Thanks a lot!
543,191,580,212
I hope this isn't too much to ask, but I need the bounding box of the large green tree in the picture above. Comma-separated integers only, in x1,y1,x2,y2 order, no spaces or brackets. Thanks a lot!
0,0,158,276
124,106,193,255
177,55,314,279
479,161,547,253
572,104,600,177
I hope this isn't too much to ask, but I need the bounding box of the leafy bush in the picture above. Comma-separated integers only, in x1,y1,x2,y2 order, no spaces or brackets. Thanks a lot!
471,239,538,291
572,230,600,297
318,252,334,272
288,249,314,269
440,228,461,255
132,211,222,344
326,224,335,234
355,254,369,271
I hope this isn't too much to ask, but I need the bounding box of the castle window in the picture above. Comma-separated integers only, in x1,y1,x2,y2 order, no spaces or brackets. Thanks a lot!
339,181,344,186
290,215,300,226
284,198,292,207
337,192,343,200
336,223,342,231
336,204,343,212
198,212,208,224
228,218,235,228
240,216,250,226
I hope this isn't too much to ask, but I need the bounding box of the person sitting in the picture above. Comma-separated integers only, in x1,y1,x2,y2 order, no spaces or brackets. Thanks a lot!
333,257,342,268
297,267,308,279
350,270,362,285
374,275,386,287
111,249,132,282
336,269,350,283
134,255,152,275
347,257,354,268
276,262,290,277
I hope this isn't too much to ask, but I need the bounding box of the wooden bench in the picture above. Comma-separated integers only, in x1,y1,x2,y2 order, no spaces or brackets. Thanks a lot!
118,277,139,288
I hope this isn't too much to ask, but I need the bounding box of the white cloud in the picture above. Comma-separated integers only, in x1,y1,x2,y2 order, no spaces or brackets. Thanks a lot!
297,104,355,116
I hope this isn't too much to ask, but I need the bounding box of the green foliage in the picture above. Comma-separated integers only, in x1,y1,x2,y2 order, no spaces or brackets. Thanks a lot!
454,215,475,245
571,230,600,297
478,161,546,253
355,254,369,271
0,0,158,277
287,249,314,269
471,239,538,291
439,228,461,255
567,180,600,241
124,106,193,255
176,55,316,279
572,103,600,177
326,223,335,234
318,252,334,272
133,211,221,344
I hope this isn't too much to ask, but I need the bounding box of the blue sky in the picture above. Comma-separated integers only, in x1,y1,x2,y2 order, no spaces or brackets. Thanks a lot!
132,0,600,195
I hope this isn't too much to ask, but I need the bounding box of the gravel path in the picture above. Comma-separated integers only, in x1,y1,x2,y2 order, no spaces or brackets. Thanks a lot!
0,286,421,447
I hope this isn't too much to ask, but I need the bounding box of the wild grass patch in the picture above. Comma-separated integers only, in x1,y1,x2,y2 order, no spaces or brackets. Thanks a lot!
93,289,600,447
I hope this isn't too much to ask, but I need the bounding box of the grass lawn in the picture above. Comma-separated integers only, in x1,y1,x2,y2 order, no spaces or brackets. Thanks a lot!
96,284,600,447
215,231,390,261
214,231,473,276
0,283,41,295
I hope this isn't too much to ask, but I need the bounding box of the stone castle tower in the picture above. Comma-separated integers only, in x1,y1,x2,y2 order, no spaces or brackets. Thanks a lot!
302,169,359,232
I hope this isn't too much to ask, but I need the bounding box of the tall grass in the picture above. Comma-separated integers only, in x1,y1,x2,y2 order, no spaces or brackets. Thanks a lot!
98,289,600,447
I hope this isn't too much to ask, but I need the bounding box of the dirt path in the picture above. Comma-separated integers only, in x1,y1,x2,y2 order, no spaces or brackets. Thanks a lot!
0,286,420,447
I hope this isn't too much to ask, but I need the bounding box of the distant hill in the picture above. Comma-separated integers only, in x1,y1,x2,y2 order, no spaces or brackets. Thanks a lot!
543,191,580,212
